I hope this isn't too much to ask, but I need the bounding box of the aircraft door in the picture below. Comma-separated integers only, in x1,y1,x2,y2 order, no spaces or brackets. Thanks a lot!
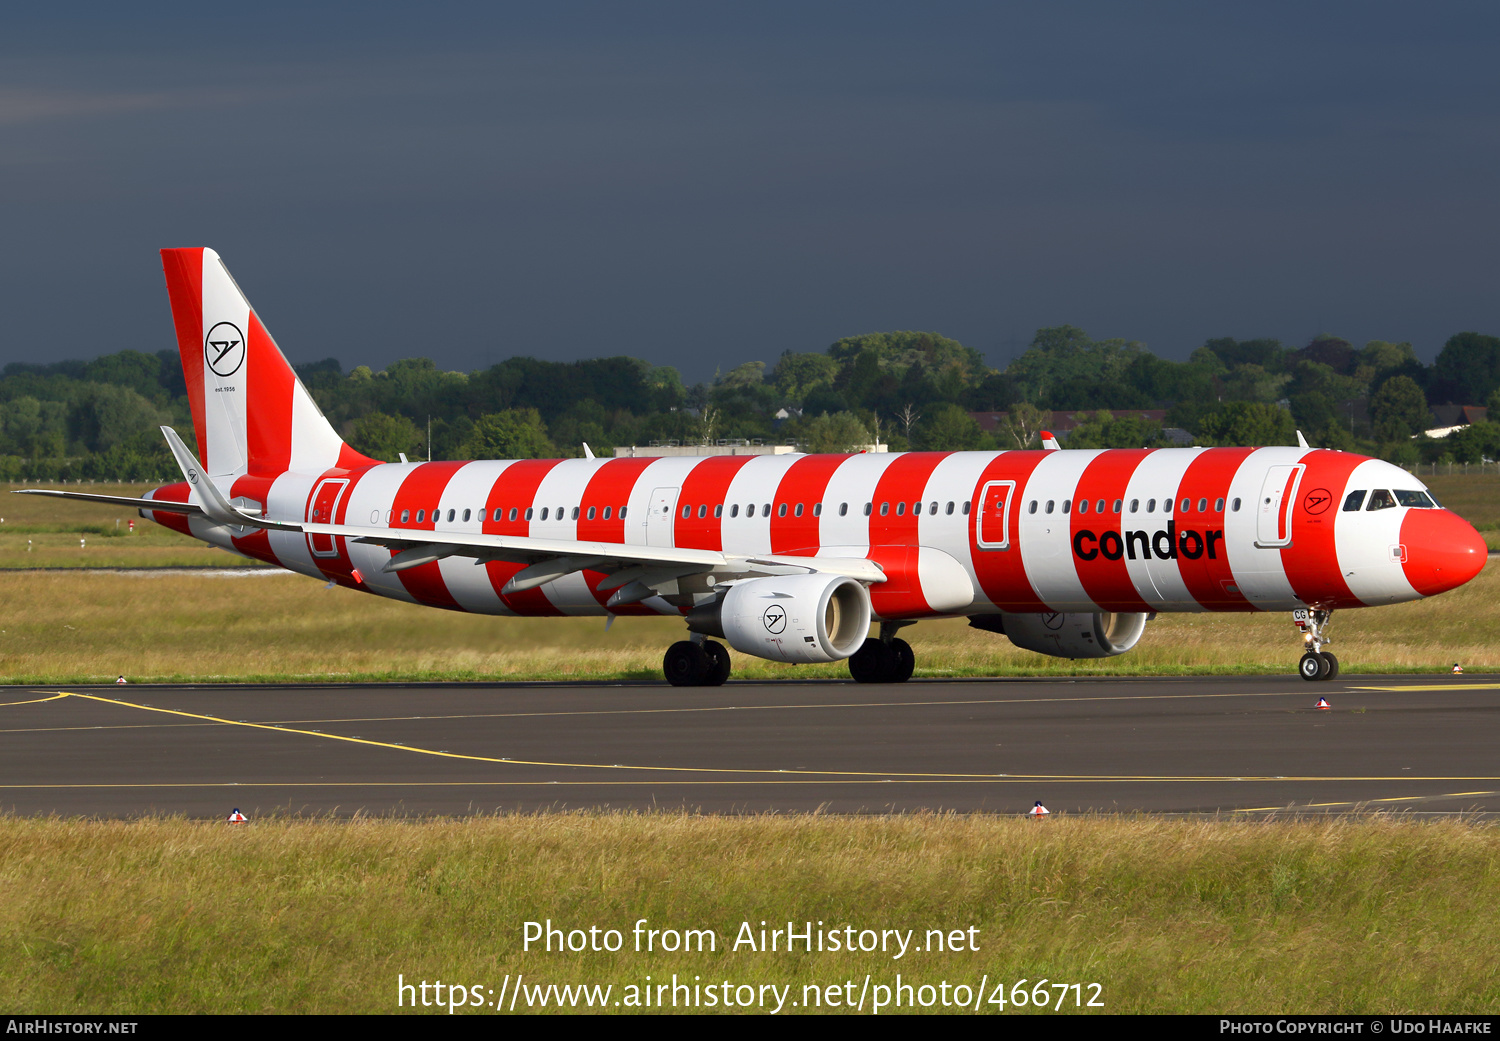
646,486,680,547
976,480,1015,550
306,477,349,558
1255,464,1304,548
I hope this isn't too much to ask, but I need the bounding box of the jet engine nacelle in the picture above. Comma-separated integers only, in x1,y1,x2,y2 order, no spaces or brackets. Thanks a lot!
978,610,1149,659
699,574,872,664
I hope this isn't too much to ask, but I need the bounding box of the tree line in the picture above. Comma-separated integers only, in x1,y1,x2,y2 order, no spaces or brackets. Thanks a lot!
3,326,1500,481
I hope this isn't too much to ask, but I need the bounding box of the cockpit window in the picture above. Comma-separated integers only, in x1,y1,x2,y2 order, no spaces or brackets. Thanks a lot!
1343,490,1367,512
1394,490,1438,509
1366,489,1396,511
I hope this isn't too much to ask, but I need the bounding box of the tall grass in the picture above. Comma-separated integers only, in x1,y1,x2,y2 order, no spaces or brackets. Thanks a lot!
0,815,1495,1014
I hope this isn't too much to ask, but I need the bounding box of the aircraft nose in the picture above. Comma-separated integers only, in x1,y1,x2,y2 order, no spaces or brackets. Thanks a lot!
1401,508,1488,596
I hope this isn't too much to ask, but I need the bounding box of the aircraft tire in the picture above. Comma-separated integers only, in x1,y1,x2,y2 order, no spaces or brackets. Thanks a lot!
890,638,915,683
664,641,711,687
1298,652,1326,681
848,638,897,683
1318,652,1339,681
703,641,732,686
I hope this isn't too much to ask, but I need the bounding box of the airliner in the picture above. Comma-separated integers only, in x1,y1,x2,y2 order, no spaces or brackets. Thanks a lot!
20,249,1489,686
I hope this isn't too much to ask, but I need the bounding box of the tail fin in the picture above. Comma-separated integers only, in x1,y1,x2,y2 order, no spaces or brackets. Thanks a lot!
160,248,374,478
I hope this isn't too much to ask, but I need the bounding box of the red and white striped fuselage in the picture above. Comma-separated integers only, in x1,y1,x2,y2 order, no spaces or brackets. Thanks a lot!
143,444,1484,620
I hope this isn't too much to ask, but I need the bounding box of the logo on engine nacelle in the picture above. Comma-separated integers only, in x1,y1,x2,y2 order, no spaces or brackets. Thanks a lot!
762,604,787,634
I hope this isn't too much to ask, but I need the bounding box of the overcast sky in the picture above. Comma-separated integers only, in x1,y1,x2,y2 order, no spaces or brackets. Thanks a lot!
3,2,1498,382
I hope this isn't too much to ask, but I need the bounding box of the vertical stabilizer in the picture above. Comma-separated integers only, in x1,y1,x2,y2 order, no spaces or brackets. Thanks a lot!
160,248,373,478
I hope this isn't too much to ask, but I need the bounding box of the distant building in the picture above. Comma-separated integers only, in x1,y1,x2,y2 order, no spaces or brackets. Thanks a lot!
1423,405,1487,439
614,440,887,458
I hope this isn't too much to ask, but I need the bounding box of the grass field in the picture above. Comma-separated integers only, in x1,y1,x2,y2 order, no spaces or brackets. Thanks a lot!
1,815,1496,1014
0,558,1492,683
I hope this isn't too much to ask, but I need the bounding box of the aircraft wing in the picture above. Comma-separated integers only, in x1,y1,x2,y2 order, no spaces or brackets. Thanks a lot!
22,426,886,606
299,520,887,603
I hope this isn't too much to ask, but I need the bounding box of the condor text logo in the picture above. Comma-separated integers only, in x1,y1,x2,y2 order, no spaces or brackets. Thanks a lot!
1073,520,1226,562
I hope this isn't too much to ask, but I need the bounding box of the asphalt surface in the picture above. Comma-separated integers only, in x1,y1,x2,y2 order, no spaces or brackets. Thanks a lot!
0,675,1496,817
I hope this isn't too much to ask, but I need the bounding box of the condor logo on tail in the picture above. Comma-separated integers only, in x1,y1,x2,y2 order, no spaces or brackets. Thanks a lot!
1073,521,1225,562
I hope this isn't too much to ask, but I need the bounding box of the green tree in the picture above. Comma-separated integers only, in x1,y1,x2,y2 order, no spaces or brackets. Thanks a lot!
916,404,987,451
349,412,423,462
802,411,873,454
462,409,554,460
1431,332,1500,404
771,352,838,403
1369,375,1429,441
1196,403,1296,447
1066,410,1170,449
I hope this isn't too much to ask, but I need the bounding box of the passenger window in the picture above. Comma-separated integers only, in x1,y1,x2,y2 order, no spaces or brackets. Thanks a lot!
571,507,580,520
813,503,822,517
929,501,938,515
1112,499,1121,513
838,503,847,516
896,502,906,516
416,510,426,523
1367,490,1396,511
539,508,548,521
962,501,970,514
1343,490,1366,512
1078,499,1089,514
462,509,471,522
880,502,889,516
1129,499,1139,513
1061,499,1071,514
682,505,691,519
1197,498,1208,513
1096,499,1106,514
794,503,804,517
604,506,612,520
763,503,771,516
1214,498,1224,512
525,507,533,521
1232,498,1242,511
619,507,627,519
1146,499,1156,513
509,507,518,522
1045,500,1055,514
778,503,788,518
698,504,707,518
1028,500,1038,514
946,502,955,515
401,509,410,524
730,504,740,518
1180,498,1191,513
714,505,722,518
588,506,597,520
863,503,872,516
1163,499,1172,514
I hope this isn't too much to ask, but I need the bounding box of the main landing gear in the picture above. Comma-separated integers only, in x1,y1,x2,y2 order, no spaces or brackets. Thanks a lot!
664,636,731,687
1293,608,1339,682
848,621,916,684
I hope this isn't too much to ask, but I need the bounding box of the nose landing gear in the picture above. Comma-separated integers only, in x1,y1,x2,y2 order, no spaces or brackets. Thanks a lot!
1293,608,1339,681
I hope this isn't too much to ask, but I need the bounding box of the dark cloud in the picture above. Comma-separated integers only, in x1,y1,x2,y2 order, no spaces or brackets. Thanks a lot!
2,2,1499,381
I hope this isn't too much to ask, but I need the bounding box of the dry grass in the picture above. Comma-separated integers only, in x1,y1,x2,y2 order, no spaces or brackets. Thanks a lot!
1,814,1496,1014
0,561,1492,683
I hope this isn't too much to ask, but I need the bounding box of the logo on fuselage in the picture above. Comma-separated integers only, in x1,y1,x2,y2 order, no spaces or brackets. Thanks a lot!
1303,488,1332,515
1072,520,1225,562
763,605,787,633
205,322,246,377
